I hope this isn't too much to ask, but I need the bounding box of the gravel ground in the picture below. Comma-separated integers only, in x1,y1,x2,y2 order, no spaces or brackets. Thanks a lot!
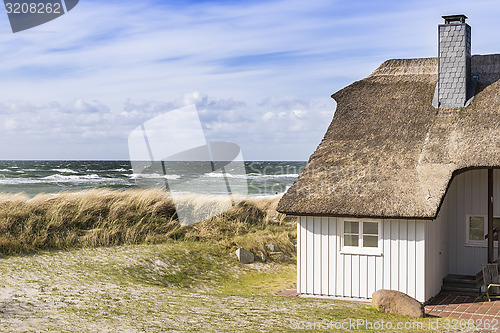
0,244,466,332
0,244,317,332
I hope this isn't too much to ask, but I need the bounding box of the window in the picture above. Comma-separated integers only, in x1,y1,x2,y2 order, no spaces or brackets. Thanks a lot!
466,215,500,247
344,221,359,246
341,219,382,255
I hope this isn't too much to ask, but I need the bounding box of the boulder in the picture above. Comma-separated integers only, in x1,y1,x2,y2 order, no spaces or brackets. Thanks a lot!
236,248,254,264
372,290,424,318
257,251,266,262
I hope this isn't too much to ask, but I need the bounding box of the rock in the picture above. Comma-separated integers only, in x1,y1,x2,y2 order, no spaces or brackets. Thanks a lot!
372,290,424,318
268,251,285,262
235,248,254,264
265,244,276,252
257,251,266,262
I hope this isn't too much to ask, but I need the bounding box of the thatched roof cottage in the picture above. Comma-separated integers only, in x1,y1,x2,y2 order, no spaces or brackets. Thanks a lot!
277,15,500,302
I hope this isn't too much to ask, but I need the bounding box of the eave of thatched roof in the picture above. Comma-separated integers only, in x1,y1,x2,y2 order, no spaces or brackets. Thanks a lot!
277,55,500,219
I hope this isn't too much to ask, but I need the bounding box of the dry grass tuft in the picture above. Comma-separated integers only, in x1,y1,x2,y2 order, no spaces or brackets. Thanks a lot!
0,189,181,253
0,190,296,259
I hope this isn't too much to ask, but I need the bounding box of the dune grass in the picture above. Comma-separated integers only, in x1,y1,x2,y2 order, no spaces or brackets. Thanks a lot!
0,189,295,259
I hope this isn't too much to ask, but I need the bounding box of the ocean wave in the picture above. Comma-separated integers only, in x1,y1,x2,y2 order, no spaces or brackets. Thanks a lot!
0,177,125,185
0,169,27,173
41,174,104,182
129,173,163,179
129,173,181,180
206,173,299,179
0,161,304,196
205,173,247,179
251,173,299,178
0,178,45,185
129,172,299,180
51,168,77,173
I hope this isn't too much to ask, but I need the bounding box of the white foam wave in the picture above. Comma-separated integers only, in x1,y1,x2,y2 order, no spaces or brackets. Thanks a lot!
52,168,77,173
41,174,103,182
129,173,163,179
130,172,298,180
0,178,36,184
255,173,299,178
205,173,246,179
129,173,181,180
205,173,298,179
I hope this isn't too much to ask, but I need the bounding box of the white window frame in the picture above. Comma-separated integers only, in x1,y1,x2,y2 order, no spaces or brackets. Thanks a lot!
340,218,383,256
465,215,500,248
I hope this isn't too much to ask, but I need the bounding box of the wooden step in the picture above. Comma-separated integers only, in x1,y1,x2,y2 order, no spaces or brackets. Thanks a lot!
443,274,482,286
441,285,481,293
442,274,482,293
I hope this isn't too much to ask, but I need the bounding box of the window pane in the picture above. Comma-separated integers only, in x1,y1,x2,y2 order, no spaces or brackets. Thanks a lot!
363,222,378,235
470,216,484,229
344,221,359,234
363,235,378,248
493,218,500,242
494,218,500,230
469,217,485,241
470,228,484,241
344,235,359,247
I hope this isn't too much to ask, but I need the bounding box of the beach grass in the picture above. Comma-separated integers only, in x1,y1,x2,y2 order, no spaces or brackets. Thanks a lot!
0,189,295,258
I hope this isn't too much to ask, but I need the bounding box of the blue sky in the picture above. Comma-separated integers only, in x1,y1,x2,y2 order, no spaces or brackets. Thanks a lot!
0,0,499,160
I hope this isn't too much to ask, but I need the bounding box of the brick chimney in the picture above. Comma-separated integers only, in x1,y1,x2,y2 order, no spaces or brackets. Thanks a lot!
437,15,471,108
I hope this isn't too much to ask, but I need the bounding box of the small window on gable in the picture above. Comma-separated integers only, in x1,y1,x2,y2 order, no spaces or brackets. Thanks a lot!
341,219,382,256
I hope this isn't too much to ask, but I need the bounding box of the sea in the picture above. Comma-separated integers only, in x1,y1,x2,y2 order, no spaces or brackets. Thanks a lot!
0,161,306,197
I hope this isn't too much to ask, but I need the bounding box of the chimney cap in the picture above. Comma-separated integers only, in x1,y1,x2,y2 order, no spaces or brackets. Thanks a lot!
442,14,467,24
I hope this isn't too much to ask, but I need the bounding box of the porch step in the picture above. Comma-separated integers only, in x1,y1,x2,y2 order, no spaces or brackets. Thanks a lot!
442,274,482,293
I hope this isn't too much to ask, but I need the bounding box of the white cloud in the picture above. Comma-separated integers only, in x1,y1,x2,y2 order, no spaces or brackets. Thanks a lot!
0,0,499,159
0,90,335,160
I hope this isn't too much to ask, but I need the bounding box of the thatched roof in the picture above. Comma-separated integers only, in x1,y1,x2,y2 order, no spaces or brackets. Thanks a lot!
277,55,500,219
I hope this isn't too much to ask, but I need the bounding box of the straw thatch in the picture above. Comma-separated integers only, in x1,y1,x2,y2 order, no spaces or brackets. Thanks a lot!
277,55,500,219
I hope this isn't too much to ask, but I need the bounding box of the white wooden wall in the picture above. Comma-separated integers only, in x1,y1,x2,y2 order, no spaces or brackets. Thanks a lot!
425,217,448,301
296,169,500,303
442,169,500,276
297,216,428,302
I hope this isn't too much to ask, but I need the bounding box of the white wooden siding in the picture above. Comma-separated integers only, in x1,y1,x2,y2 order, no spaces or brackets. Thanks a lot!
441,169,500,276
297,216,429,302
415,221,426,301
328,218,336,296
296,168,500,303
425,188,450,301
424,217,448,301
